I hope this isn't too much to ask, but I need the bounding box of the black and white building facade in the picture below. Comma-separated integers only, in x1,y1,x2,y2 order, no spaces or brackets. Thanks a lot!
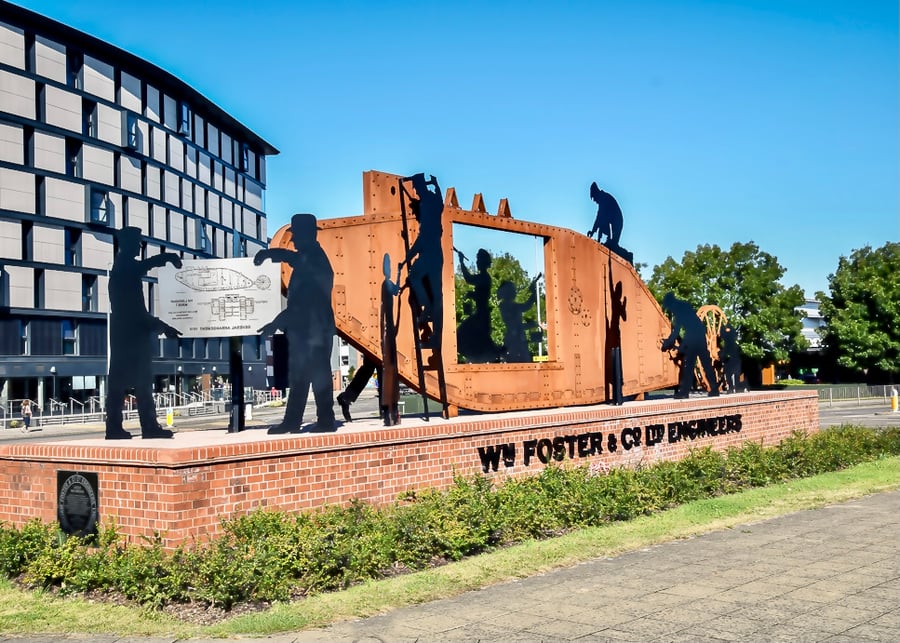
0,1,278,416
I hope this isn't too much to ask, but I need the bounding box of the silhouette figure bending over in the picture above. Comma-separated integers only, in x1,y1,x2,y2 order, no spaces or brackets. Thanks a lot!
105,226,182,440
588,182,623,246
255,213,336,433
660,292,720,399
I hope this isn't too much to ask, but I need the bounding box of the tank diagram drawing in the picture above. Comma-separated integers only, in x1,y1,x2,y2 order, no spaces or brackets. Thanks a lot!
175,267,272,292
157,258,282,338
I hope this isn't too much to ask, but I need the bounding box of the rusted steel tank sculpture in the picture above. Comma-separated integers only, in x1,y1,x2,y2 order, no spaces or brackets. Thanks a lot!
271,170,678,415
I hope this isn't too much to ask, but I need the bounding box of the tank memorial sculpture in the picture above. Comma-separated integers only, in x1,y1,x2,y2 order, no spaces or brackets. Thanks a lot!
0,170,816,546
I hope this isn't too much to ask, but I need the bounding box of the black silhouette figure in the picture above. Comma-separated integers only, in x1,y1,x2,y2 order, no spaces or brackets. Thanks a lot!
660,292,720,399
588,182,623,246
606,266,627,405
336,358,376,422
399,173,444,349
255,213,336,433
105,226,182,440
587,183,634,264
719,324,747,393
497,274,541,363
456,248,499,363
380,253,401,426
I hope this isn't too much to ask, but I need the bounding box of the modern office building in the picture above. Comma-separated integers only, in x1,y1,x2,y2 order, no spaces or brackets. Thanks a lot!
0,1,278,416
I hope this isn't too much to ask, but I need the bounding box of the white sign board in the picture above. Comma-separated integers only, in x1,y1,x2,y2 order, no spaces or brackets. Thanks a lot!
158,258,282,338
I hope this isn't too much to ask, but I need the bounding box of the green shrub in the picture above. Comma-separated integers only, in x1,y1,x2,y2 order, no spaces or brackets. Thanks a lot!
2,425,897,611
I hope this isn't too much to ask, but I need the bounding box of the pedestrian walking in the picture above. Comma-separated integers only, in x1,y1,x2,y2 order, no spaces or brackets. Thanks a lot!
20,399,32,432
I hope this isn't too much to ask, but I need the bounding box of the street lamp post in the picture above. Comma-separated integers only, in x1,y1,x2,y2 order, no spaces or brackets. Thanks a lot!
50,366,57,414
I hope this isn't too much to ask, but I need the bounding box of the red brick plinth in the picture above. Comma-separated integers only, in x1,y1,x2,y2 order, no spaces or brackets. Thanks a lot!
0,390,818,548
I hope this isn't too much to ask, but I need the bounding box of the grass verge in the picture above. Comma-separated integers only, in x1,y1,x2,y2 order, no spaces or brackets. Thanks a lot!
2,456,896,638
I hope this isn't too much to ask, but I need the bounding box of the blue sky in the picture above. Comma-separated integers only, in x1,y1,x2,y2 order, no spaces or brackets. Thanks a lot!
15,0,898,297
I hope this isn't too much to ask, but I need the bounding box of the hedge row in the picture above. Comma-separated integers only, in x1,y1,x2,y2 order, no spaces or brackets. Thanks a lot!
1,426,897,610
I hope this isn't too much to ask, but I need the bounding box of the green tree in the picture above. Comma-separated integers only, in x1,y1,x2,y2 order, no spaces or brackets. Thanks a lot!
816,242,900,381
454,250,544,360
647,242,807,374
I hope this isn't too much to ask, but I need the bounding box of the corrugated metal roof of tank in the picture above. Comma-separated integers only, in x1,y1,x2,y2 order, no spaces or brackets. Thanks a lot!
1,0,279,157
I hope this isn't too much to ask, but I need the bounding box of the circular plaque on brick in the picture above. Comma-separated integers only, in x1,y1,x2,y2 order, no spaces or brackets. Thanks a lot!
57,471,99,537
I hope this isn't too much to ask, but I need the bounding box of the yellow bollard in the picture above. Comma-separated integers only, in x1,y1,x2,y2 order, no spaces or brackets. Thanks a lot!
891,388,898,413
166,407,174,427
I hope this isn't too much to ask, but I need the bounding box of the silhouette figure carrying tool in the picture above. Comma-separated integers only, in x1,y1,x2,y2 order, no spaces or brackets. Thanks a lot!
456,248,499,363
606,264,627,405
255,213,336,433
105,226,182,440
399,173,444,349
660,292,720,399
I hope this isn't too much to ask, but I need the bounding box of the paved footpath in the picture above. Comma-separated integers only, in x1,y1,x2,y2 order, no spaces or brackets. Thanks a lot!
5,490,898,643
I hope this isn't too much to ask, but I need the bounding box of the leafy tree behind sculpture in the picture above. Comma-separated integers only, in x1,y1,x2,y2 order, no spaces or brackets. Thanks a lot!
647,242,806,380
454,251,544,359
816,242,900,382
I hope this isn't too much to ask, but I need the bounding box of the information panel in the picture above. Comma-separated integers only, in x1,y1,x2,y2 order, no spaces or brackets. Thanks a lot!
158,258,282,338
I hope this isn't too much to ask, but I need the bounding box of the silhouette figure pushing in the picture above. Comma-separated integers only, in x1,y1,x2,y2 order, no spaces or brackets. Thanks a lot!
660,292,720,399
255,213,336,433
105,226,181,440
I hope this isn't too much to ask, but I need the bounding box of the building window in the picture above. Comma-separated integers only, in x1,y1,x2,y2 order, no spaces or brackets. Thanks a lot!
197,221,211,253
21,221,33,261
82,99,97,137
65,139,81,178
65,228,81,266
178,102,192,137
62,319,77,355
124,112,140,151
66,51,83,89
33,269,44,309
82,274,97,312
88,187,111,225
240,143,250,172
0,320,23,355
234,235,248,258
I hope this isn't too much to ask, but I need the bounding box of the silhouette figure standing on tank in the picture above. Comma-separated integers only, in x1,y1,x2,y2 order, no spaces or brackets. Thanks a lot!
587,182,623,247
255,213,336,433
456,248,499,363
105,226,182,440
497,274,541,363
660,292,720,399
399,173,444,349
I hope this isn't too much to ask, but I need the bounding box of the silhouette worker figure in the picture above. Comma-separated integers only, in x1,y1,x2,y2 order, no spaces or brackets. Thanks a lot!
379,253,401,426
719,324,747,393
497,275,541,363
660,292,720,399
255,213,336,433
105,226,182,439
399,173,444,349
456,248,499,363
606,270,627,405
587,182,624,246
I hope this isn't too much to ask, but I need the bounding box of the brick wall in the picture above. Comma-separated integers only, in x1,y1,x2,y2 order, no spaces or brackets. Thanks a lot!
0,391,818,548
